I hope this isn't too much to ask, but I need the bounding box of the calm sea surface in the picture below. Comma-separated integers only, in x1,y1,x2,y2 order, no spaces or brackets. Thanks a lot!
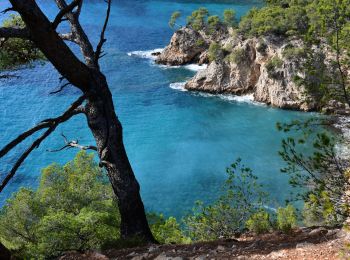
0,0,315,217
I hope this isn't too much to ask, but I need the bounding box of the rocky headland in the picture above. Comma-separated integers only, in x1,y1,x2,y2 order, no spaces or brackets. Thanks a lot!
156,27,350,114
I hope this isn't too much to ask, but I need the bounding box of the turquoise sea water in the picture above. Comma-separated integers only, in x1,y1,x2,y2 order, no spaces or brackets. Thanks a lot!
0,0,315,218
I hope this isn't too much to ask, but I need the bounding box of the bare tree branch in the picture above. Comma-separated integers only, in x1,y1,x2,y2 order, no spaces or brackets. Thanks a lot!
1,7,15,14
75,0,83,18
94,0,112,66
48,133,97,152
52,0,81,29
0,74,19,79
0,27,30,39
50,82,71,94
0,95,86,159
0,96,87,193
59,32,77,43
0,127,55,193
54,0,95,66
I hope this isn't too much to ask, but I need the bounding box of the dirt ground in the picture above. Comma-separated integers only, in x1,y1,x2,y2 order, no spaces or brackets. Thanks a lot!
60,227,350,260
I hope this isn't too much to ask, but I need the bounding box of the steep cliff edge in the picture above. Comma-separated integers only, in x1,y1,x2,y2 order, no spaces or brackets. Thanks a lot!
156,27,325,111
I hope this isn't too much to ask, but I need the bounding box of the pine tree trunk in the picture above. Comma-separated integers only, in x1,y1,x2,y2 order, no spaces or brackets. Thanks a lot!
84,72,155,241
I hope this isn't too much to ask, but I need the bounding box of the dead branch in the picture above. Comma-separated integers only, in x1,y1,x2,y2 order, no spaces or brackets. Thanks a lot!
1,7,15,14
0,95,85,159
94,0,112,65
50,82,72,94
52,0,81,29
0,74,19,79
48,133,97,152
75,0,83,18
54,0,95,66
0,127,55,193
0,96,86,193
59,32,77,43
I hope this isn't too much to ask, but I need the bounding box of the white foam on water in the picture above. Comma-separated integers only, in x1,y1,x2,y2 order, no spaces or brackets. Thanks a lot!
157,63,207,72
183,64,208,72
218,93,255,103
127,48,164,60
197,92,264,105
127,49,207,72
169,82,187,92
169,83,266,106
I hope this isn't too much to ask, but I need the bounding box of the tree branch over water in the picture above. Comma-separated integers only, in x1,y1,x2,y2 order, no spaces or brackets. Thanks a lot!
47,133,97,152
0,95,86,184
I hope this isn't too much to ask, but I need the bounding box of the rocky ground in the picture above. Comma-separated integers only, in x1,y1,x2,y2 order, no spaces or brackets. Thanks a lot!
60,227,350,260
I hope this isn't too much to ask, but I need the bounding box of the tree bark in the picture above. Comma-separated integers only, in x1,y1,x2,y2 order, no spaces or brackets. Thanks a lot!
84,72,155,241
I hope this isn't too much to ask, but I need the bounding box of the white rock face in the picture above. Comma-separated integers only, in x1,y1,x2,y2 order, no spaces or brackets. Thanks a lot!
186,37,315,111
186,39,260,95
156,27,208,65
158,27,329,111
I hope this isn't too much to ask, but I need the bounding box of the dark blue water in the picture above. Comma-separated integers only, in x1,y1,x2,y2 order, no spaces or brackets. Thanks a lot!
0,0,315,218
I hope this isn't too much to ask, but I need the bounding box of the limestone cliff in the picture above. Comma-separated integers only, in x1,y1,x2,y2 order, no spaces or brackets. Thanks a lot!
156,27,321,111
156,28,208,65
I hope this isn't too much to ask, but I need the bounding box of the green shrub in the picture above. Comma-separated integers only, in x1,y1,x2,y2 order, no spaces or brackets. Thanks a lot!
223,9,237,28
195,39,206,47
302,191,340,227
0,152,192,258
208,42,222,62
0,151,120,259
282,46,306,60
238,5,308,37
266,56,284,78
187,7,209,31
207,15,221,34
276,204,297,233
148,214,191,244
0,15,44,70
183,159,269,241
169,11,181,29
246,210,272,234
278,120,348,227
256,40,268,54
227,48,246,64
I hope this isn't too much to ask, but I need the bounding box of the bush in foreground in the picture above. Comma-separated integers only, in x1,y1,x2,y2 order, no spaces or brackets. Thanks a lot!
183,159,270,241
0,152,120,258
1,147,337,258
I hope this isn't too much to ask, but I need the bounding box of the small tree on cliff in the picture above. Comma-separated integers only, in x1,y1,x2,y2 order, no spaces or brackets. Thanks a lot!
0,0,155,242
169,11,181,29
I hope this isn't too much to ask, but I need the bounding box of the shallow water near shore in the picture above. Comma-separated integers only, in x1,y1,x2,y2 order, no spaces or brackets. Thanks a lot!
0,0,316,218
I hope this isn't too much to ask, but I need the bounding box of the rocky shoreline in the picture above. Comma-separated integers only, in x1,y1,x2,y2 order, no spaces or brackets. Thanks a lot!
155,27,350,114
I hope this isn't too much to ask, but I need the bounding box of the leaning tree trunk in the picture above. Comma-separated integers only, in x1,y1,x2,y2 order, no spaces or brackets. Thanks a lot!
85,72,155,241
6,0,156,242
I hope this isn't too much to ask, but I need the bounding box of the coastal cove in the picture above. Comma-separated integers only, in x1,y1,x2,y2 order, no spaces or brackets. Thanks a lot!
0,0,318,219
